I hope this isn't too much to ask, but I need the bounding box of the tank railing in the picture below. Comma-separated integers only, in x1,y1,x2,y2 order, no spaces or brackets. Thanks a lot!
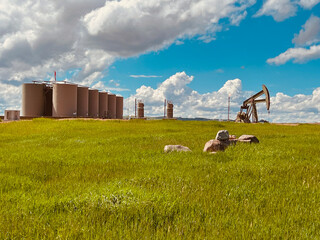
77,84,90,88
31,80,77,85
88,87,99,91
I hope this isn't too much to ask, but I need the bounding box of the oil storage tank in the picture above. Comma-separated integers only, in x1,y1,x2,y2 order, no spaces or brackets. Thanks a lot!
108,94,116,119
52,83,77,117
138,102,144,118
89,89,99,118
22,83,45,117
77,86,89,117
116,96,123,119
167,102,173,119
99,92,108,118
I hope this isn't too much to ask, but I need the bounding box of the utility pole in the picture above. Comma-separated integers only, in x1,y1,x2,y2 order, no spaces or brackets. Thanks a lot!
135,98,137,118
164,99,166,118
228,94,231,121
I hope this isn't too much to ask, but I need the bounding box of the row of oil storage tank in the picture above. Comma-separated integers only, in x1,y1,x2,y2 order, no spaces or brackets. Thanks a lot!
22,82,123,119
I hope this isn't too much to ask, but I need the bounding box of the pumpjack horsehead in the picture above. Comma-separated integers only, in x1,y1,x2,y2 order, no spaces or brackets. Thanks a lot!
236,85,270,123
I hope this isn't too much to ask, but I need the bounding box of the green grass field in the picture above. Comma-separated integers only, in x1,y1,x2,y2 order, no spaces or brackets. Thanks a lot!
1,119,320,239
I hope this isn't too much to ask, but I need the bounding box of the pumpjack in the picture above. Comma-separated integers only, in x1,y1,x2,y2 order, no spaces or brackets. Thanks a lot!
236,85,270,123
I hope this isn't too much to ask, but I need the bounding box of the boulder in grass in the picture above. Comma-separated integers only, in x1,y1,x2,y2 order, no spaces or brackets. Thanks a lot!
215,130,229,141
164,145,191,153
238,135,259,143
203,139,229,153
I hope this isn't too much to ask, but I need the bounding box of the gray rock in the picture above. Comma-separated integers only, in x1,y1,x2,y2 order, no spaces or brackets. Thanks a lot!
238,135,259,143
164,145,191,153
203,139,229,153
215,130,229,141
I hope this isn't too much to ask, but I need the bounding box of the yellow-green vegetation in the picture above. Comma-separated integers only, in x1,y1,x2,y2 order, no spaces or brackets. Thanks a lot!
1,119,320,239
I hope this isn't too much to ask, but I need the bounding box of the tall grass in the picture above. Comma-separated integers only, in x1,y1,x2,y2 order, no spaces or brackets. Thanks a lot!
0,119,320,239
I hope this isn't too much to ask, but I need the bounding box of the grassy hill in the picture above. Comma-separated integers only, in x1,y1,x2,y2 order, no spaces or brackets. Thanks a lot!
1,119,320,239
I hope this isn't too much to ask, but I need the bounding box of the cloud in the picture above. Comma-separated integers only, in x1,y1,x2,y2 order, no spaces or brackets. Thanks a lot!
0,0,114,87
0,83,21,114
0,0,255,111
82,0,255,57
267,45,320,64
292,15,320,46
175,40,185,45
268,15,320,65
125,72,251,119
125,72,320,123
109,80,120,87
92,81,130,92
130,75,163,78
267,89,320,122
215,69,225,73
255,0,320,21
299,0,320,8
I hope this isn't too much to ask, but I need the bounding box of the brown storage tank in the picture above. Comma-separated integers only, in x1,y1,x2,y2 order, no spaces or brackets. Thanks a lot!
167,102,173,119
99,92,108,118
4,110,20,121
52,83,77,117
22,83,45,117
138,102,144,118
44,86,52,116
108,94,116,119
77,86,89,117
88,89,99,118
116,96,123,119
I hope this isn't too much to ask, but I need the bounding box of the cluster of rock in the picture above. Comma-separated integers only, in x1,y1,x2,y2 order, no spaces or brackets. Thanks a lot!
203,130,259,154
164,130,259,154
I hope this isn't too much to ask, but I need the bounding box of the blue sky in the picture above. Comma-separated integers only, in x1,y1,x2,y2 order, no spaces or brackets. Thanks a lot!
0,0,320,122
108,3,320,98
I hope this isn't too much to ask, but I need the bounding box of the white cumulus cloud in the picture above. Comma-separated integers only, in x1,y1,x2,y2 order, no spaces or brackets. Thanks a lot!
267,15,320,65
293,15,320,46
268,89,320,122
82,0,255,56
255,0,320,21
267,44,320,64
125,72,252,119
125,72,320,123
0,0,256,112
0,83,21,114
